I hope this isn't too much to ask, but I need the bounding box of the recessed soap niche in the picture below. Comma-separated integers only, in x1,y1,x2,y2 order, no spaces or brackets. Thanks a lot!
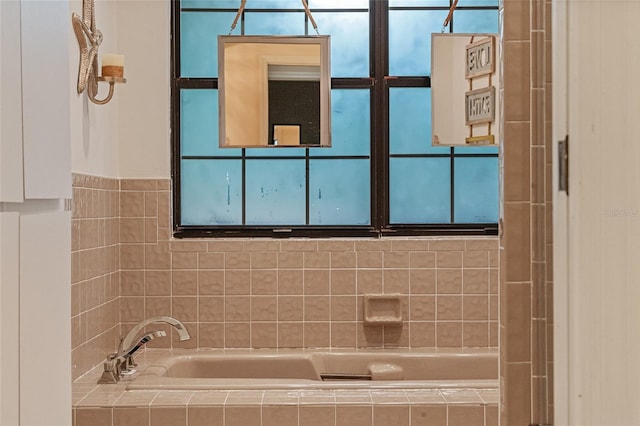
363,294,403,326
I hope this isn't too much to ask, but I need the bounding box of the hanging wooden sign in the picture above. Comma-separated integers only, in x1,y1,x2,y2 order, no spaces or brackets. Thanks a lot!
431,33,500,147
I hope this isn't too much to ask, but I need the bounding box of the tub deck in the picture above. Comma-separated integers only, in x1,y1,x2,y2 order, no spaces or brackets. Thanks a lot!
73,348,499,426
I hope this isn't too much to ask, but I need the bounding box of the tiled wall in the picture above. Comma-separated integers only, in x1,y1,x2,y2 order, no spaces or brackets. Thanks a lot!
71,175,499,379
119,179,499,352
71,174,121,380
500,0,554,423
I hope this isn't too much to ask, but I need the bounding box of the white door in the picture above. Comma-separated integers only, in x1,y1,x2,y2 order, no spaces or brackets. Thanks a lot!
553,1,640,425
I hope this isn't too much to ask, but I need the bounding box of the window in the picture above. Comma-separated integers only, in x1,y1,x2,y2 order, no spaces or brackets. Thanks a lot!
172,0,499,238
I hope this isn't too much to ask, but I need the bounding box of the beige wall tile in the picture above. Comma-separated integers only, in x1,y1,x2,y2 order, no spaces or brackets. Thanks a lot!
331,322,357,347
374,405,409,426
113,407,149,426
409,269,436,294
504,41,532,122
409,251,436,268
506,283,532,362
198,270,225,295
503,122,531,202
299,406,335,426
410,405,446,426
187,406,223,426
225,406,261,426
198,252,225,269
278,322,303,348
198,323,224,348
304,251,331,268
436,251,462,268
410,295,435,321
263,405,298,426
304,322,330,347
278,269,304,295
252,269,278,295
447,405,484,426
172,252,198,270
225,323,251,347
145,270,171,296
225,270,251,295
437,296,462,320
145,242,171,269
505,362,533,424
436,322,462,347
150,407,186,426
172,270,198,295
436,269,462,294
504,202,532,282
337,405,372,426
331,251,357,268
384,269,410,293
120,191,145,217
305,269,330,295
331,269,357,295
305,296,331,321
357,269,383,294
252,322,277,348
75,407,112,426
251,296,277,321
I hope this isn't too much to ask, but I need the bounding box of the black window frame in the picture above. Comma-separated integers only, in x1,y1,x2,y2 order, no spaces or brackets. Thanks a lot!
171,0,499,239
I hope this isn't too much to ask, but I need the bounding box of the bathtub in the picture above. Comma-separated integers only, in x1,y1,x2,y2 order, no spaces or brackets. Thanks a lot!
126,349,498,391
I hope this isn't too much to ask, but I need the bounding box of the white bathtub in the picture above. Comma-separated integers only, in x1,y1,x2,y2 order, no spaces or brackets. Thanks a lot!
126,349,498,391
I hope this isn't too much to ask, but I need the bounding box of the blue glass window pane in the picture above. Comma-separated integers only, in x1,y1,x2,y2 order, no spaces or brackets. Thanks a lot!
456,0,499,7
244,12,305,35
389,158,451,223
310,0,368,9
453,10,499,33
389,88,449,154
181,159,242,225
245,160,306,225
313,12,369,77
181,0,237,8
245,148,305,157
389,10,443,76
245,0,302,8
389,0,449,6
309,160,370,225
180,12,235,78
453,157,498,223
310,89,370,157
453,146,499,155
181,89,242,157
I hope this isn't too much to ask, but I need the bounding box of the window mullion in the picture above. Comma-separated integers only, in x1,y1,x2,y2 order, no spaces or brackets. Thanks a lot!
370,0,389,232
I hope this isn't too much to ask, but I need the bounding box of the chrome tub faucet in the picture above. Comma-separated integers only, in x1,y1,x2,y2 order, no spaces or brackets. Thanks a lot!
97,316,191,384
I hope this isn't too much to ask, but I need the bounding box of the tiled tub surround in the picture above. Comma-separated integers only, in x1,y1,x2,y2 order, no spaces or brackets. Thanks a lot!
116,179,499,353
72,174,121,379
73,349,499,426
72,175,499,425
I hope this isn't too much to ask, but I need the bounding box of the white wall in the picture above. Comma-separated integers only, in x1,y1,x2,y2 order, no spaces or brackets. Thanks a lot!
70,0,121,178
116,0,171,178
69,0,170,178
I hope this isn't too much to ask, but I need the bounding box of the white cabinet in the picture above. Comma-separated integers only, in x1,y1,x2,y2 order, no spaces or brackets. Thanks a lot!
0,1,73,424
19,211,72,426
0,212,20,426
20,0,72,200
0,0,24,203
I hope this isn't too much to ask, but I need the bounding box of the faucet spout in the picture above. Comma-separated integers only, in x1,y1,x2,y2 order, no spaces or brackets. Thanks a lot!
97,316,190,384
122,330,166,358
119,315,191,355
